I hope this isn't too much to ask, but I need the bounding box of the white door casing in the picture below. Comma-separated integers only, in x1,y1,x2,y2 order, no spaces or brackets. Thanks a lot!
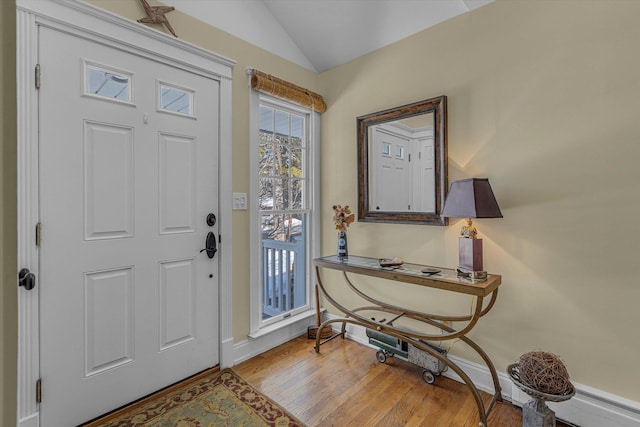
16,1,235,426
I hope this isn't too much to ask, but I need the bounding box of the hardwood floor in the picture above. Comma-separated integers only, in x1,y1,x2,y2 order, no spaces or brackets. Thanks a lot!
235,334,571,427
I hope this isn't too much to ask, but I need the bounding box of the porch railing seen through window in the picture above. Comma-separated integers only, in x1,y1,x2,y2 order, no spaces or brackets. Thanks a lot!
261,237,306,319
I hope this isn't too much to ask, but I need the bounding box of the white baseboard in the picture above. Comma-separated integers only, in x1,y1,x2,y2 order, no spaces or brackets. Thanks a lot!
330,315,640,427
220,337,235,369
17,413,38,427
232,314,312,365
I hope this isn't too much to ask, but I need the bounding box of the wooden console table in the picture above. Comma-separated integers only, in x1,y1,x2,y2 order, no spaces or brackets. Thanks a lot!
313,255,503,427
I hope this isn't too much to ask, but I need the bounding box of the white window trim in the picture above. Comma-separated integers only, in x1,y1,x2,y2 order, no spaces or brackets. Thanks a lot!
248,91,320,337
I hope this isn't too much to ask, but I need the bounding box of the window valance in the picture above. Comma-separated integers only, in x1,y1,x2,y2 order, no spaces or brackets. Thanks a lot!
249,68,326,113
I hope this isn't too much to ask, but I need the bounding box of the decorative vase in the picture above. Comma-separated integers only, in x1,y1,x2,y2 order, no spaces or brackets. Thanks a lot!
337,230,348,260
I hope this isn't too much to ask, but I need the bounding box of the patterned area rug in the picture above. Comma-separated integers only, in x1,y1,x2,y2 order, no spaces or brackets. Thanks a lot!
91,369,304,427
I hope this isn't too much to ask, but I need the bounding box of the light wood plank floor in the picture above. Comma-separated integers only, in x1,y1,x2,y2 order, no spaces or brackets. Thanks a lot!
235,334,571,427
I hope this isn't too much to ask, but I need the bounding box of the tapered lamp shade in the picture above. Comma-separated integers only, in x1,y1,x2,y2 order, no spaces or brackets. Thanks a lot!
441,178,502,279
441,178,503,219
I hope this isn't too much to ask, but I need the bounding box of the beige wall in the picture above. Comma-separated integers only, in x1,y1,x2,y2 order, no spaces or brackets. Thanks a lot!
3,1,640,424
318,0,640,402
1,0,17,424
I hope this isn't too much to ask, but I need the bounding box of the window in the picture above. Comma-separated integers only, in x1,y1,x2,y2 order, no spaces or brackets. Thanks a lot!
250,95,319,332
382,142,391,157
158,81,194,116
84,61,133,103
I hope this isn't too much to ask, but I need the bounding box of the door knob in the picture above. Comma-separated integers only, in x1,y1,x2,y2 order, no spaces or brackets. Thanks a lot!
200,231,217,259
18,268,36,291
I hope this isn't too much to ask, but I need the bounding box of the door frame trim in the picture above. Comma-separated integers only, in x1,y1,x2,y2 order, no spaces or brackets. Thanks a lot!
16,1,235,425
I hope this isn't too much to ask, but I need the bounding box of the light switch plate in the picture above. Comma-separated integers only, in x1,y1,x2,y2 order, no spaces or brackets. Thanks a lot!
233,192,247,210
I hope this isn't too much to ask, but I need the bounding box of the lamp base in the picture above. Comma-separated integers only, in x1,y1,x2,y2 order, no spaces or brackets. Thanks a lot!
456,266,488,282
458,237,484,270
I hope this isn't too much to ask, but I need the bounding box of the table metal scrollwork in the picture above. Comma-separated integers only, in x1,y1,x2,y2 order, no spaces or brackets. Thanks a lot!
313,255,503,427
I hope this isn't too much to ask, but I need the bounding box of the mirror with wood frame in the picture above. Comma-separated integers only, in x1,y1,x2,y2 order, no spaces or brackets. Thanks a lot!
357,96,448,225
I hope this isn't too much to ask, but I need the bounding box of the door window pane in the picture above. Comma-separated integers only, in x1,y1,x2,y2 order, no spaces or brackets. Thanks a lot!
85,64,132,102
382,142,391,157
159,83,194,115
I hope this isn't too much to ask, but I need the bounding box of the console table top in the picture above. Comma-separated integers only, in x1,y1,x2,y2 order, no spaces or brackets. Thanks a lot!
314,255,501,297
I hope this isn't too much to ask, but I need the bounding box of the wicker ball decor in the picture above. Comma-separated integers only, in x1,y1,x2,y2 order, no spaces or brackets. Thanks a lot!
518,351,573,396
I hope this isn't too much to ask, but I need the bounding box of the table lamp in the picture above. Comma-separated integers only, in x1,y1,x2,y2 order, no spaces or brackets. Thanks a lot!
441,178,502,281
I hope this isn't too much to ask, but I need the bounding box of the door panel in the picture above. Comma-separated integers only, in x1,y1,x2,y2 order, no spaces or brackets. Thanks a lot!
159,258,196,350
84,267,135,376
39,27,219,426
159,133,197,234
84,121,135,239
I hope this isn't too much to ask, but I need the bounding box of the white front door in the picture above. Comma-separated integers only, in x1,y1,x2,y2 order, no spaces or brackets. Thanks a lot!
38,26,219,426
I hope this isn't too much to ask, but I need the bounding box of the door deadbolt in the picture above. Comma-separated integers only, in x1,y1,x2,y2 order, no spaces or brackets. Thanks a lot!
206,213,216,226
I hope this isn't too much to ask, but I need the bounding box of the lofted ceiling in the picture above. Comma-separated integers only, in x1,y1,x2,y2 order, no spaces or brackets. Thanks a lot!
171,0,494,73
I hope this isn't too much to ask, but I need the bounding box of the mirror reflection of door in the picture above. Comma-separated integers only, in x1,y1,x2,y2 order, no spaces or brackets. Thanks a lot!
369,112,435,213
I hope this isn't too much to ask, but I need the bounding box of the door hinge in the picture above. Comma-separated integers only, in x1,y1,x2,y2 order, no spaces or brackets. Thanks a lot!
36,378,42,403
35,222,42,247
35,64,41,89
218,234,221,243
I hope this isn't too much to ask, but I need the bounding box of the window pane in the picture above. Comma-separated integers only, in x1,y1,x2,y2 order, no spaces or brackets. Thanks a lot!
261,213,307,319
278,178,290,211
382,143,391,156
291,115,304,141
86,65,131,101
275,133,288,146
260,106,274,132
159,83,193,115
290,147,303,178
275,110,289,136
259,143,273,176
262,214,300,242
271,145,287,178
281,146,291,176
289,213,305,242
261,214,276,239
259,178,274,210
291,179,304,210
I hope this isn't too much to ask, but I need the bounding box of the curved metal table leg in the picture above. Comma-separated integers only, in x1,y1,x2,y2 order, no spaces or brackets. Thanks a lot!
313,317,371,352
313,261,502,426
460,334,503,412
403,335,489,427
